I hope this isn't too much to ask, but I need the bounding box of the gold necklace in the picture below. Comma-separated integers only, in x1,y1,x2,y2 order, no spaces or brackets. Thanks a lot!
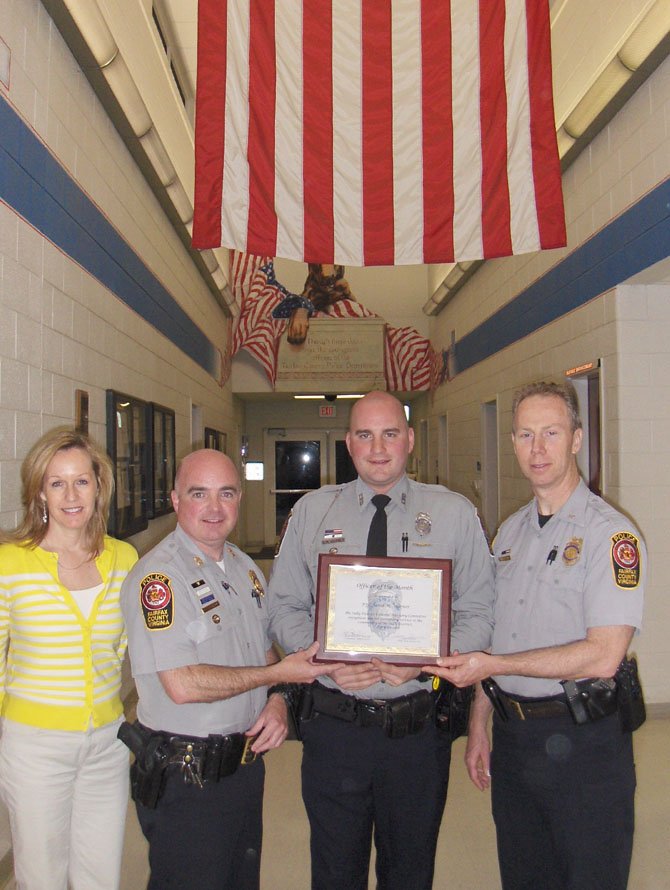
58,553,94,571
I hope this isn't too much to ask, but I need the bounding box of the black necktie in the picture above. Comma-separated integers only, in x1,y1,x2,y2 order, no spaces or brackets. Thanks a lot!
366,494,391,557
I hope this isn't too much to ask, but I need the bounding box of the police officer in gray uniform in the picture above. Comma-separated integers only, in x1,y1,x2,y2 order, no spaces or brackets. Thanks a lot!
120,449,334,890
269,391,494,890
430,382,645,890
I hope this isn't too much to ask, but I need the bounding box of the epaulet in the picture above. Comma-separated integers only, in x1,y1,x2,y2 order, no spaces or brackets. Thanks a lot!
136,538,180,572
306,484,343,496
224,541,244,560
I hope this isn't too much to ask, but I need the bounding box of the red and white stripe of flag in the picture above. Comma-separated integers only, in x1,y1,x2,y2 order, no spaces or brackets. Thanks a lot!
194,1,565,266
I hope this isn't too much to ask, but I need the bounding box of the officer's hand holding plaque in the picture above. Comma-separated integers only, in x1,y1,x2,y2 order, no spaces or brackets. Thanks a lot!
313,555,452,665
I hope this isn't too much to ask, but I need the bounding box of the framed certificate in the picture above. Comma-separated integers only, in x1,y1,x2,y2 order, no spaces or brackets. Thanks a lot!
314,554,452,665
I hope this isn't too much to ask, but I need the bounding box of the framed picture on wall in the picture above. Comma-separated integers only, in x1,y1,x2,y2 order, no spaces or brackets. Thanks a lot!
204,427,227,453
106,390,150,538
150,403,176,518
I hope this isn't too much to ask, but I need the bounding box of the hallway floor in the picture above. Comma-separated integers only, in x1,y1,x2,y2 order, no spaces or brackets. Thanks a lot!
2,716,666,889
112,716,668,890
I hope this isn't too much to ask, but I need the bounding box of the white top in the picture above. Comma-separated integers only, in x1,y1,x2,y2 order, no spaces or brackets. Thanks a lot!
69,583,104,620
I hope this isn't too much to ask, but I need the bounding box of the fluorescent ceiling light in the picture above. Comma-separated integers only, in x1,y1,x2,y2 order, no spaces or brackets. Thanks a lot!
293,394,365,400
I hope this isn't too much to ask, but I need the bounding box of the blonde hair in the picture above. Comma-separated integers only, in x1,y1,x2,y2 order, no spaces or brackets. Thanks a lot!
10,427,114,553
512,381,582,433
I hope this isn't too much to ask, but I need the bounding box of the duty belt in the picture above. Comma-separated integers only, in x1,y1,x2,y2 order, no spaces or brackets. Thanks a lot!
483,676,621,725
481,679,570,721
299,683,435,739
119,720,257,789
162,728,258,785
496,690,569,720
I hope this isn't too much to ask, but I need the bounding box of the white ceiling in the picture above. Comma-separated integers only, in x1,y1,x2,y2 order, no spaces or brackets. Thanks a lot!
160,0,198,97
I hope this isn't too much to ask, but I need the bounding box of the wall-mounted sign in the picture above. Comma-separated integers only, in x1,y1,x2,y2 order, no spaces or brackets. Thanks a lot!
565,359,600,377
276,318,385,393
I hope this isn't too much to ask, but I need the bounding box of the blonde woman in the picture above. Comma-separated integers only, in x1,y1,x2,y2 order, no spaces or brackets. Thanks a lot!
0,428,137,890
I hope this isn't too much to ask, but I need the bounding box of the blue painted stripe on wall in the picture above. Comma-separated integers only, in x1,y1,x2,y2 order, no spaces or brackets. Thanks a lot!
0,96,220,379
454,178,670,374
2,93,668,385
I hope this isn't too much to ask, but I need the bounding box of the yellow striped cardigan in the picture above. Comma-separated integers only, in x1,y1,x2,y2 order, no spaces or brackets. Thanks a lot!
0,537,137,730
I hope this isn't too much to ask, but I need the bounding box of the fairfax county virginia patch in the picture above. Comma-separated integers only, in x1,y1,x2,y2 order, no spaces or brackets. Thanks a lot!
562,538,582,567
610,532,641,589
140,572,174,630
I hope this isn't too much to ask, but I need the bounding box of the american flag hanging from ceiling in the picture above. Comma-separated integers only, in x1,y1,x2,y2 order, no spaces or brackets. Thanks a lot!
192,0,566,266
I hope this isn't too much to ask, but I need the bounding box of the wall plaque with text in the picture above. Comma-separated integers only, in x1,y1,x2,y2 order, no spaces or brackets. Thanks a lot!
276,318,386,392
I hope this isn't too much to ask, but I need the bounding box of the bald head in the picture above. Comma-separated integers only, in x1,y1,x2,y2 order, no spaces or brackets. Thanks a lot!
346,391,413,494
174,449,240,494
349,391,409,434
171,449,241,560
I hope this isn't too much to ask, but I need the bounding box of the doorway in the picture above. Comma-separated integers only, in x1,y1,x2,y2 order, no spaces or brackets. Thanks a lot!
263,429,356,545
570,370,601,495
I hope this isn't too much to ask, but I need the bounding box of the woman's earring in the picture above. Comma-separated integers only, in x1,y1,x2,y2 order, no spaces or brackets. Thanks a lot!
41,502,48,524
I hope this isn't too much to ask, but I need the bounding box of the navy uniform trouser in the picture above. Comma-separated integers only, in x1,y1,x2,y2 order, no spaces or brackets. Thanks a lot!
491,711,636,890
300,713,452,890
136,757,264,890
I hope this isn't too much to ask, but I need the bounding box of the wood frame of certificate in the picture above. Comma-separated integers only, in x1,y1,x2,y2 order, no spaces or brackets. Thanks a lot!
314,554,452,665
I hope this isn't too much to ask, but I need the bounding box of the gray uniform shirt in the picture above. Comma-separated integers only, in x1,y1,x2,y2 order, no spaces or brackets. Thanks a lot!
268,475,494,700
121,525,271,736
492,479,645,698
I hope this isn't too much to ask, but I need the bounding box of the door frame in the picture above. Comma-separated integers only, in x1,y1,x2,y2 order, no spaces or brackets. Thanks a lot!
263,427,349,546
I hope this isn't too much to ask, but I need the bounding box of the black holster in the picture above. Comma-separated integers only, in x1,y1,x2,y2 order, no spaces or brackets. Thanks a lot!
561,655,647,731
560,677,618,725
434,680,474,740
118,721,169,809
481,677,509,722
615,654,646,732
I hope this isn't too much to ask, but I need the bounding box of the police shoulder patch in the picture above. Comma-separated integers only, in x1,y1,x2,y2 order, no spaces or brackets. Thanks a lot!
610,532,640,589
140,572,174,629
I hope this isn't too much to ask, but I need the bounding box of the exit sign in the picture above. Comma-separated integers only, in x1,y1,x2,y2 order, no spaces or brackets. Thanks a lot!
319,405,337,418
